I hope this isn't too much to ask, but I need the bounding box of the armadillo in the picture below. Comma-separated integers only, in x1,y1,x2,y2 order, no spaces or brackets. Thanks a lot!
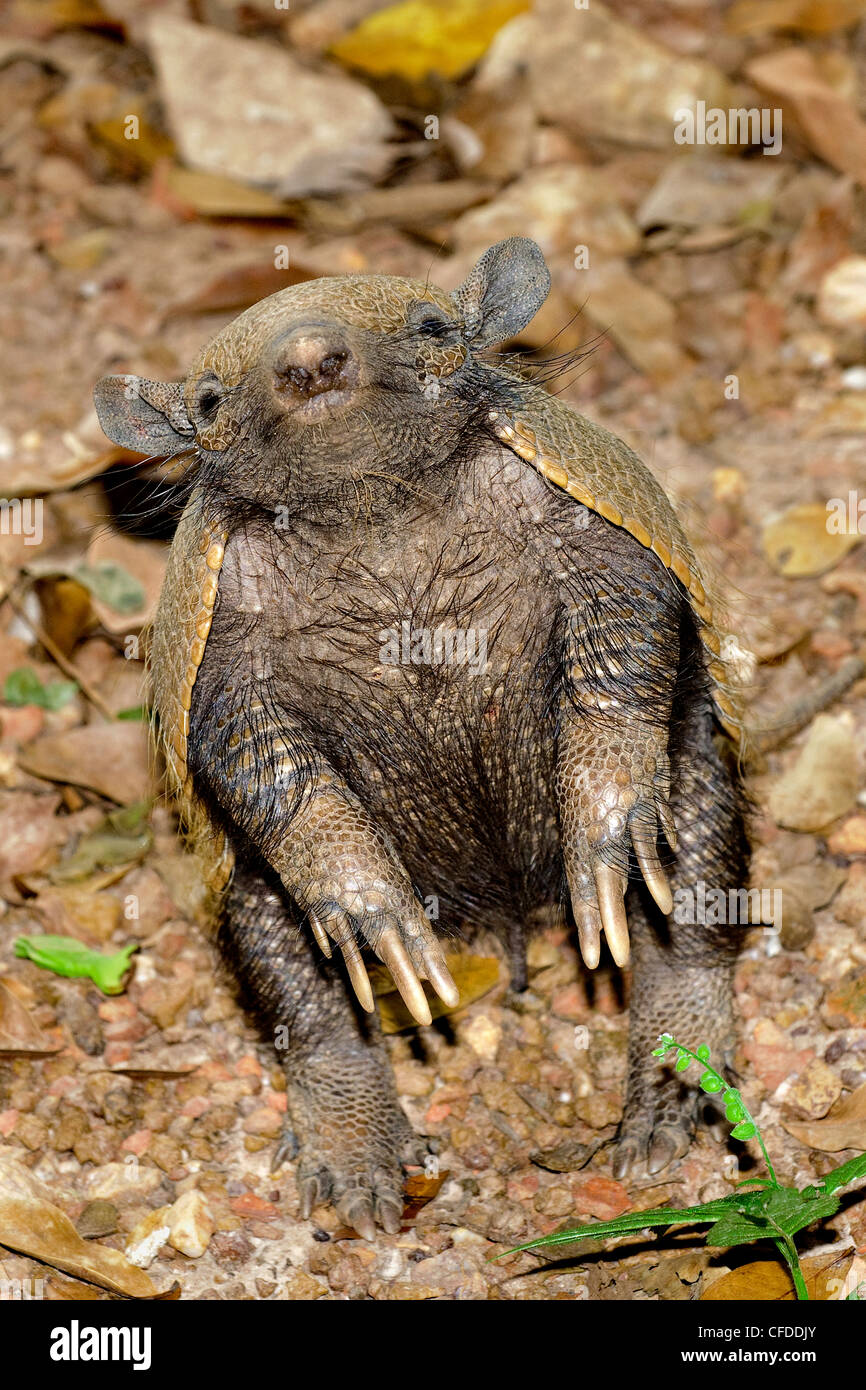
94,238,751,1239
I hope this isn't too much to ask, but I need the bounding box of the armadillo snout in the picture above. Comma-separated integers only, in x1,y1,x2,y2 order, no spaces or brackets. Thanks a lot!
270,326,359,407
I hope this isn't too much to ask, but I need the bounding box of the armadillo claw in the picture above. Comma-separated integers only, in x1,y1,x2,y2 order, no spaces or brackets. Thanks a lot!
657,798,678,853
338,1186,402,1240
630,820,673,917
311,901,455,1025
297,1167,333,1219
594,862,630,967
337,1191,378,1242
573,900,602,971
567,863,629,969
314,911,376,1013
417,938,460,1009
339,933,375,1014
373,908,457,1020
647,1125,691,1174
308,910,333,958
377,927,432,1026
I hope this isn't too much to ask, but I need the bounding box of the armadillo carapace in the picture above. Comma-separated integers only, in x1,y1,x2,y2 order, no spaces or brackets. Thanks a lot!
94,238,749,1239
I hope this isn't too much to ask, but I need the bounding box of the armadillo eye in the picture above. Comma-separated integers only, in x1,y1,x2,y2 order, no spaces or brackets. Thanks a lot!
416,316,452,339
195,377,224,422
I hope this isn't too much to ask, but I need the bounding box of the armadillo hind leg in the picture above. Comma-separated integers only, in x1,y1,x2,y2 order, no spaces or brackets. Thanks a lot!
613,692,749,1179
220,860,432,1240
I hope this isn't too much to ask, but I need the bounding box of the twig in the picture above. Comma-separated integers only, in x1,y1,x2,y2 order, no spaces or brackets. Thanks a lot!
3,580,115,722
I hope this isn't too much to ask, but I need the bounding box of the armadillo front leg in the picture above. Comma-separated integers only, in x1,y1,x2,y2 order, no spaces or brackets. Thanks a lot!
220,862,430,1239
557,551,680,968
187,675,457,1023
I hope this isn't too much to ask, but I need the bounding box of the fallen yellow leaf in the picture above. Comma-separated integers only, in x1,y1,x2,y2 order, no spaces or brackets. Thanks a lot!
330,0,529,82
761,503,860,577
373,952,501,1032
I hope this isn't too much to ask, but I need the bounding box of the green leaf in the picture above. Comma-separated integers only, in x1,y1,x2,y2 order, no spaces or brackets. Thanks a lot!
705,1209,775,1249
818,1152,866,1197
3,668,78,710
72,562,145,614
13,935,138,994
700,1071,723,1093
116,705,147,722
731,1121,756,1140
725,1102,746,1123
495,1194,757,1256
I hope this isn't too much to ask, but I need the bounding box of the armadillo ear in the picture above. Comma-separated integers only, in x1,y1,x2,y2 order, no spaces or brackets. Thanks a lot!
453,237,550,349
93,375,193,455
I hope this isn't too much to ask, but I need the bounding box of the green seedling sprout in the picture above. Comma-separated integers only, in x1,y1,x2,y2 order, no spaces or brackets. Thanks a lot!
14,935,138,995
497,1034,866,1301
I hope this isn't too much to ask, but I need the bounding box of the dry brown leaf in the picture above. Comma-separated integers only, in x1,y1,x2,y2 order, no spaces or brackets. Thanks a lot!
45,1273,104,1300
783,1081,866,1151
0,1155,157,1297
305,179,497,235
0,792,65,883
148,17,394,196
637,156,784,232
761,503,860,577
523,0,733,150
374,952,500,1032
0,980,61,1055
702,1248,854,1300
402,1169,449,1219
157,166,296,219
727,0,866,35
84,531,167,634
35,578,94,659
746,48,866,187
452,164,640,261
33,884,123,944
805,395,866,437
0,447,137,498
20,722,151,804
163,263,317,321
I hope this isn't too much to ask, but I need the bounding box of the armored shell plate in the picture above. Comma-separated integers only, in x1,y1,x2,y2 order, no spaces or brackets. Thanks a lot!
151,487,234,891
487,381,742,732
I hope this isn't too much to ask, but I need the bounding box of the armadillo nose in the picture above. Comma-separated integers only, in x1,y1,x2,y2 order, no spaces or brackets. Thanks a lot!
271,328,359,405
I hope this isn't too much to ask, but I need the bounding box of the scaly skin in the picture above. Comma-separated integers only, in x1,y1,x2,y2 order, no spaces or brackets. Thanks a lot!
220,863,430,1240
95,237,752,1236
614,684,748,1178
556,539,681,968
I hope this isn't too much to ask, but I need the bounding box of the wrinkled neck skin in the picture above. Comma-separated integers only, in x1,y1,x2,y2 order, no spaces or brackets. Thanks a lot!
190,360,523,533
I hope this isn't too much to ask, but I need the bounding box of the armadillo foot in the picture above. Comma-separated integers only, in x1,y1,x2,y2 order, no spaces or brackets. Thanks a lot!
281,1099,435,1239
560,749,676,972
612,1116,692,1182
